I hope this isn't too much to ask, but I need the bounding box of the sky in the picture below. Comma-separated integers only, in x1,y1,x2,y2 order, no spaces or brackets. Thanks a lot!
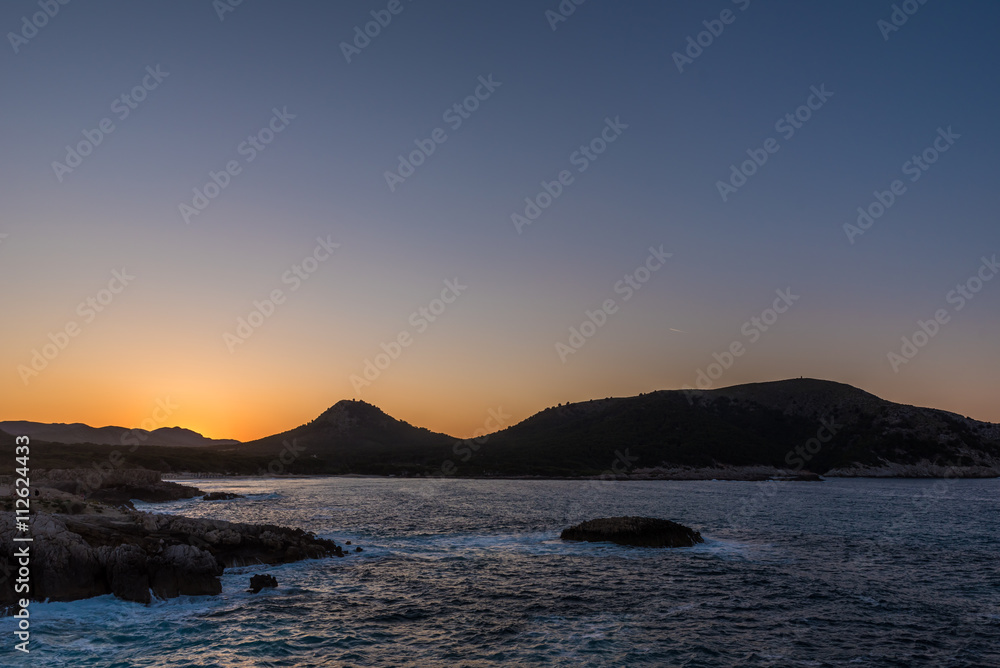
2,0,998,441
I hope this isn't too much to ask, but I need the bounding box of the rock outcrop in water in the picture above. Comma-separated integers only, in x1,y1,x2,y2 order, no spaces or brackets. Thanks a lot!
0,509,346,607
203,492,245,501
248,574,278,593
561,516,704,547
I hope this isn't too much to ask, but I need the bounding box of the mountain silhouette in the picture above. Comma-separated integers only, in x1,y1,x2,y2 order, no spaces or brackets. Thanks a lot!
5,380,998,477
219,379,1000,476
0,421,239,448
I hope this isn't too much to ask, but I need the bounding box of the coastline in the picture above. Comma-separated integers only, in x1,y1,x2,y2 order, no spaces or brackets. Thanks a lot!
162,466,1000,482
0,469,353,610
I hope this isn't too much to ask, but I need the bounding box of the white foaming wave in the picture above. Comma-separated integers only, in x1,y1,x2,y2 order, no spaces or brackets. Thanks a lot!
242,491,283,501
689,536,754,558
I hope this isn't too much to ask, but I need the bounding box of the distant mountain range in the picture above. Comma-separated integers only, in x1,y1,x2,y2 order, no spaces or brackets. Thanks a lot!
223,378,1000,477
5,379,999,477
0,421,239,448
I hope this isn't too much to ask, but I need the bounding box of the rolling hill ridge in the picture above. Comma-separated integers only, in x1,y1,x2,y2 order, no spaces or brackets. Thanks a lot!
6,379,998,477
222,379,1000,477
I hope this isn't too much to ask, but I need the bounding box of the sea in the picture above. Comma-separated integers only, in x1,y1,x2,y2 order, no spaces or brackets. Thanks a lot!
8,477,1000,667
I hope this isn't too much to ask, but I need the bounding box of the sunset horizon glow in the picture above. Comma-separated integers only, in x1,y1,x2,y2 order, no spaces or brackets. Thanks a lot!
3,1,998,444
6,370,999,444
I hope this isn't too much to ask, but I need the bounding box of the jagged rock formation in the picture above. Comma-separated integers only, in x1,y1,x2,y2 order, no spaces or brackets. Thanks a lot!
248,574,278,593
561,516,704,548
0,510,346,606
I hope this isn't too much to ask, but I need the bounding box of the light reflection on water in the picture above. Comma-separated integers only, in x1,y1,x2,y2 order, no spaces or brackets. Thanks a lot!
12,478,1000,667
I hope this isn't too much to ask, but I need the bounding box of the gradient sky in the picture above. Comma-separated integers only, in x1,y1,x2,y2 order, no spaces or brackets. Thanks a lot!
2,0,998,441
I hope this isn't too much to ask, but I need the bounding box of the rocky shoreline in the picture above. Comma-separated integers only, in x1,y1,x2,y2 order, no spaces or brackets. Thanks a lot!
0,470,351,609
32,468,205,506
164,465,999,481
823,461,1000,478
626,465,825,481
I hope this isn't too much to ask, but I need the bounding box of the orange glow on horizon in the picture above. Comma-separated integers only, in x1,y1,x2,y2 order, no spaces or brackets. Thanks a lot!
5,369,1000,444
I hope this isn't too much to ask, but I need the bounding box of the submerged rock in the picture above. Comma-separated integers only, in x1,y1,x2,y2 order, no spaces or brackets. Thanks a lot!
203,492,245,501
248,574,278,593
560,516,703,548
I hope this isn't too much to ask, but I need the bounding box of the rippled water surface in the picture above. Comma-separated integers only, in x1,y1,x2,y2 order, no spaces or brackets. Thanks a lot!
9,478,1000,666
